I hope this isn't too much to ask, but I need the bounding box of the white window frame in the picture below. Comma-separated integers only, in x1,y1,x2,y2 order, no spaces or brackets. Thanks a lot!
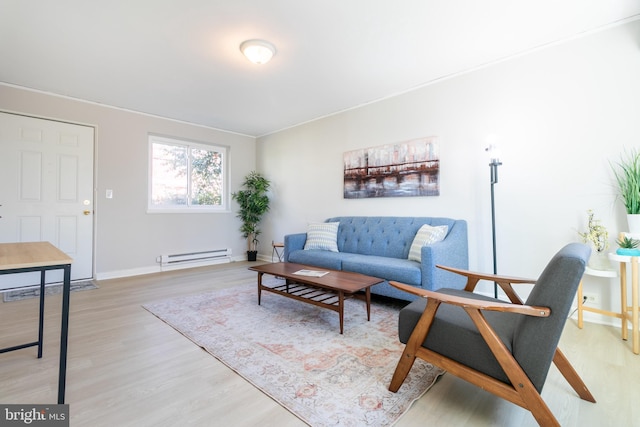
147,134,229,213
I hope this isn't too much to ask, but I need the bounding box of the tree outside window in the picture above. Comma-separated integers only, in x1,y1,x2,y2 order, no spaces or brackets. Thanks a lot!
149,135,227,211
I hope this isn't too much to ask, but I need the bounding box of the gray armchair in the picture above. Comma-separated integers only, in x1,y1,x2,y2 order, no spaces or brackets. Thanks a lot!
388,243,595,427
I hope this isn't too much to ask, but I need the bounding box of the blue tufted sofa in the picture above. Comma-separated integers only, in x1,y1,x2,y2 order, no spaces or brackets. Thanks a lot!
284,216,469,301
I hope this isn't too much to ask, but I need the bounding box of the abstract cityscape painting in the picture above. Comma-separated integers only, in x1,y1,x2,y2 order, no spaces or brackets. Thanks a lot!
343,137,439,199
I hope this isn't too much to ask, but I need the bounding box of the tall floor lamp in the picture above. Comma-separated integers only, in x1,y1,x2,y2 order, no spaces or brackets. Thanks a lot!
486,144,502,299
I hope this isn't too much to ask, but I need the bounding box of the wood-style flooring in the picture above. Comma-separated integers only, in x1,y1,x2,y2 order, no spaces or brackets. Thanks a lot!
0,261,638,426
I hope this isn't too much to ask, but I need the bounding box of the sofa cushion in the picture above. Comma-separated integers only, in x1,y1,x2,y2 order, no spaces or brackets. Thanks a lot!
303,222,339,252
288,250,359,270
408,224,448,262
342,255,422,286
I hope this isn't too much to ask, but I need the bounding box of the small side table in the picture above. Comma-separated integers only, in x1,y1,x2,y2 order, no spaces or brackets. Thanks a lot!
271,241,284,262
608,252,639,354
577,265,619,330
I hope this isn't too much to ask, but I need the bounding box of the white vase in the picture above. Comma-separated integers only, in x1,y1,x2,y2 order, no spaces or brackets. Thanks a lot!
627,214,640,234
588,250,611,271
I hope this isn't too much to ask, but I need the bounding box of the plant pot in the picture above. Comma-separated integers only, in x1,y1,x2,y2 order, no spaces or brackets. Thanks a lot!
616,248,640,256
247,250,258,261
627,214,640,234
588,251,611,270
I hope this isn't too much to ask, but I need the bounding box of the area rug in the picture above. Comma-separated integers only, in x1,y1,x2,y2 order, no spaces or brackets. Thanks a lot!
143,278,444,426
2,280,98,302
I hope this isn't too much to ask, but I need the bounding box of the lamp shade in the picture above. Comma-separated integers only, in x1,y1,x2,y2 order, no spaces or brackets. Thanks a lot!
240,39,276,64
486,144,502,163
485,135,502,163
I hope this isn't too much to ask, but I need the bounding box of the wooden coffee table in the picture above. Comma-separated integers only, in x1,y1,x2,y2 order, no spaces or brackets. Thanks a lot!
249,262,383,334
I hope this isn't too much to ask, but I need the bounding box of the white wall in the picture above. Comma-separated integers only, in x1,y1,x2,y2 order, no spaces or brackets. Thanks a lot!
257,20,640,321
1,20,638,324
0,85,257,279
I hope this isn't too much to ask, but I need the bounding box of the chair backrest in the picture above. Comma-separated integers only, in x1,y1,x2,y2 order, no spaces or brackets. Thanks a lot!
512,243,590,392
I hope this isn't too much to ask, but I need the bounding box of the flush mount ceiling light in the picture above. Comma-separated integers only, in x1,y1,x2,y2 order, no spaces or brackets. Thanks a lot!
240,39,276,64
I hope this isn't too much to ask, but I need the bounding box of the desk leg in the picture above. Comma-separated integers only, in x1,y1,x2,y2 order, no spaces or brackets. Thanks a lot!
58,264,71,404
38,270,45,358
632,257,639,355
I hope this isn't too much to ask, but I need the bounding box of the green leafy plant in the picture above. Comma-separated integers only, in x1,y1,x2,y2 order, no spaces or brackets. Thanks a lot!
231,171,271,254
578,209,609,252
611,148,640,214
616,235,640,249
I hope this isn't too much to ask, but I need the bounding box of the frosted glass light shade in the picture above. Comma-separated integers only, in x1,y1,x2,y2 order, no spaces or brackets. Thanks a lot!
240,39,276,64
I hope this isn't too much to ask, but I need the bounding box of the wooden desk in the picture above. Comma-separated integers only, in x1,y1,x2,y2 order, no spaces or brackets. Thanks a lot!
0,242,73,403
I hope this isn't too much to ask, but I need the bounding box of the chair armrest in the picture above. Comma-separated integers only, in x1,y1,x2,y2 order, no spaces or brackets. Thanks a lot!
389,281,550,317
436,264,536,304
436,264,536,284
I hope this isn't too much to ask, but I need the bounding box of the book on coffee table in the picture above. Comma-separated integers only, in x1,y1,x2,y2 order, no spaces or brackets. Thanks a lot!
293,269,329,277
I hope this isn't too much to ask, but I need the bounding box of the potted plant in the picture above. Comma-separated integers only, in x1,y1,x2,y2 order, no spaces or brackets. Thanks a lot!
611,148,640,233
578,209,610,269
616,235,640,256
231,171,271,261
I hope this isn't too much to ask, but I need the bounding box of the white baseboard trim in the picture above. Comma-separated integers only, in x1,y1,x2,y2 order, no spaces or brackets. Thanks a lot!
160,257,230,272
96,266,159,281
230,253,272,263
96,256,249,281
569,309,621,328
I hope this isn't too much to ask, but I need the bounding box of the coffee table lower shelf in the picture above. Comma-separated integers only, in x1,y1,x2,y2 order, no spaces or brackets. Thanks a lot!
250,263,382,334
259,280,366,334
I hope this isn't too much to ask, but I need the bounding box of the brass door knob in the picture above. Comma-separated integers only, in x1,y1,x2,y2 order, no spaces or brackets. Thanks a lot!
83,210,91,215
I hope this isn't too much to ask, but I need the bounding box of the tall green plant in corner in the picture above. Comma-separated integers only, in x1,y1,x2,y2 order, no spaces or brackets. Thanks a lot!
612,149,640,233
231,171,271,261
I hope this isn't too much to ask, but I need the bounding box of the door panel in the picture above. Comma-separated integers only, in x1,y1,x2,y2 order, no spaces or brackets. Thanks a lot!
0,112,94,290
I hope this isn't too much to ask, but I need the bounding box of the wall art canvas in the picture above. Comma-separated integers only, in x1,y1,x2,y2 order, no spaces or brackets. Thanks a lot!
344,136,439,199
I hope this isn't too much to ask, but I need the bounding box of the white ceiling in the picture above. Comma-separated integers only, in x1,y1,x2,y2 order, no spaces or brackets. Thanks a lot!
1,1,639,137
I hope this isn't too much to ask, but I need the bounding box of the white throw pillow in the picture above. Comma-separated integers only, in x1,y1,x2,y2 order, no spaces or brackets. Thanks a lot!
408,224,448,262
304,222,340,252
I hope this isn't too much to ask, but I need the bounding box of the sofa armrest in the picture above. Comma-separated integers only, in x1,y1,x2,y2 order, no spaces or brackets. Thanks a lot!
420,220,469,290
284,233,307,262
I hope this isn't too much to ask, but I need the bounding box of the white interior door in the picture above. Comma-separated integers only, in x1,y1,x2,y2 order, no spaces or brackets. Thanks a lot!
0,112,94,290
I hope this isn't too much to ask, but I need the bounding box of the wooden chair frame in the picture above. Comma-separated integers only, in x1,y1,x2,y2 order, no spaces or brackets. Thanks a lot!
389,265,595,427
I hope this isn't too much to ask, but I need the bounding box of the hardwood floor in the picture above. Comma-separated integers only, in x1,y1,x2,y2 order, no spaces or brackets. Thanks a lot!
1,261,638,426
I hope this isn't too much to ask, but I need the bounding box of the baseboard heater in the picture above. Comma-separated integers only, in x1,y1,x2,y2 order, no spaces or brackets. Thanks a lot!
159,249,232,271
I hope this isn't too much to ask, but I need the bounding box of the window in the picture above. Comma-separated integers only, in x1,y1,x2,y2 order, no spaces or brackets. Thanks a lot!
148,135,227,212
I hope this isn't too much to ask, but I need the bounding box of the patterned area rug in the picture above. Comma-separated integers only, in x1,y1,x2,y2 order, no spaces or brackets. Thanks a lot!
2,280,98,302
143,279,444,426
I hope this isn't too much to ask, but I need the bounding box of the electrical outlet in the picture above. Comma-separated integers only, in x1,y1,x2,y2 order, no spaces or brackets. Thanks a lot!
583,293,599,304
